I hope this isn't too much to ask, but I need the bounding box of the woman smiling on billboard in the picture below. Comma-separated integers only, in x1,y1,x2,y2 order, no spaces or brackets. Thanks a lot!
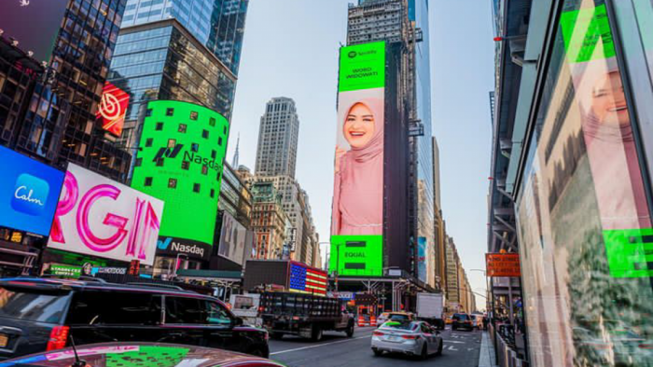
332,88,384,236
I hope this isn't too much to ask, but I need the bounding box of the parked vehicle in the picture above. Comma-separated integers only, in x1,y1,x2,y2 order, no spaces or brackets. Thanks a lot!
0,342,284,367
259,292,354,341
451,313,474,331
0,277,269,360
416,293,445,329
371,321,443,359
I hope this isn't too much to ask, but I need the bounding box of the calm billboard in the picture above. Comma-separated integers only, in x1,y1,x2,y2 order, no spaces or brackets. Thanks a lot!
48,164,164,265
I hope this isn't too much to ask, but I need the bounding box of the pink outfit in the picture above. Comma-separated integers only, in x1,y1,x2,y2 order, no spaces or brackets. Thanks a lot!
332,98,384,236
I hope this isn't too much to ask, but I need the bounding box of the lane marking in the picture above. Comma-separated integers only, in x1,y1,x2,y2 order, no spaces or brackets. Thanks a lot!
270,335,371,355
443,340,465,344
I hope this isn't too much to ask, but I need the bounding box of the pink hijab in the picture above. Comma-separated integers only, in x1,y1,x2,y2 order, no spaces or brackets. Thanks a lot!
332,98,384,236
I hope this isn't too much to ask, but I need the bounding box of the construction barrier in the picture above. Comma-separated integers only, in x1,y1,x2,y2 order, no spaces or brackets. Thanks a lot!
370,314,377,327
357,315,368,327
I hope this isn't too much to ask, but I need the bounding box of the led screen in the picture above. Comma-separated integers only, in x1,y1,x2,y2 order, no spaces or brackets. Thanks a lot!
331,41,386,276
97,82,129,137
329,235,383,276
218,212,247,265
0,0,68,63
48,164,164,266
131,101,229,259
0,145,64,236
289,262,327,296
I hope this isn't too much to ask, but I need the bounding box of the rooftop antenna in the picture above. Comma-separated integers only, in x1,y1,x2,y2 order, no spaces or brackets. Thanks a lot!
68,334,87,367
231,132,240,167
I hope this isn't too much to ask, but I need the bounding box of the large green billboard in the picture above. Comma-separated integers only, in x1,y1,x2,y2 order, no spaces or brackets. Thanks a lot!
131,101,229,260
331,41,386,277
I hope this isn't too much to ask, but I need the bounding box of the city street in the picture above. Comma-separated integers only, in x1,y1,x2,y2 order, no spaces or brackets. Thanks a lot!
269,327,482,367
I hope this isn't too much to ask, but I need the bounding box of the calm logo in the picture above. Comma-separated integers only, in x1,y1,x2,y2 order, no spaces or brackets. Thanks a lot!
11,173,49,216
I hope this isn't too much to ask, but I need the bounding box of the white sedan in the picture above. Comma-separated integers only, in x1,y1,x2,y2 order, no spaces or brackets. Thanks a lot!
371,320,443,359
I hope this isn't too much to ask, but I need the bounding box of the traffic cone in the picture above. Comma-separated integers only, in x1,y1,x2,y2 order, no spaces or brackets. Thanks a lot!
358,314,366,327
370,314,377,327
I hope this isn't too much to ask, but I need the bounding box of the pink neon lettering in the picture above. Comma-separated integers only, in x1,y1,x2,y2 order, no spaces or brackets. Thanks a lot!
76,184,128,252
125,199,145,257
50,172,79,243
140,202,161,259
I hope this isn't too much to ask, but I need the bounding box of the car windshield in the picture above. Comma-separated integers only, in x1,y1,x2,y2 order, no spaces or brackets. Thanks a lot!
389,314,409,321
0,286,70,323
454,314,469,320
381,321,418,331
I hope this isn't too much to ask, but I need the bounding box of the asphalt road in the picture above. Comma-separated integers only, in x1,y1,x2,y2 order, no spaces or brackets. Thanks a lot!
268,326,483,367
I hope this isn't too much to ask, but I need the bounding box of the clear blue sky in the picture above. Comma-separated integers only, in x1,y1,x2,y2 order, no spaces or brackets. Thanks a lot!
228,0,494,309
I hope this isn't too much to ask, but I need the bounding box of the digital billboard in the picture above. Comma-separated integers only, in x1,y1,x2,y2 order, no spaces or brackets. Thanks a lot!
289,262,328,296
218,212,247,265
131,100,229,260
48,164,164,266
97,82,129,137
0,0,68,64
330,41,386,277
417,237,427,282
0,145,64,236
330,236,383,276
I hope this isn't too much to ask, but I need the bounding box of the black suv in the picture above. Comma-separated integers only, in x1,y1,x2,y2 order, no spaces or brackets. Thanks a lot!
0,278,269,360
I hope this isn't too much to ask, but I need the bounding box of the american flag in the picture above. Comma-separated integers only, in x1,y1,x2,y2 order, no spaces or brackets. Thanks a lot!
289,262,327,296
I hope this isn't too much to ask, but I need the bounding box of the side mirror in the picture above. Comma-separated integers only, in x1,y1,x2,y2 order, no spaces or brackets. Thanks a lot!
234,317,244,327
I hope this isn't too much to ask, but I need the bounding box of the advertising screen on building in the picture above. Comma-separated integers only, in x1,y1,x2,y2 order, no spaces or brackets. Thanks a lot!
0,0,68,64
0,145,64,236
289,262,327,296
48,164,164,266
330,41,386,277
330,235,383,276
218,212,247,265
417,237,427,282
131,100,229,260
97,82,129,137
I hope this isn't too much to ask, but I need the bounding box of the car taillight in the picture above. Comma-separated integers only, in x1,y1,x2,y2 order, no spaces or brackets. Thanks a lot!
46,326,69,351
373,331,384,336
402,335,418,340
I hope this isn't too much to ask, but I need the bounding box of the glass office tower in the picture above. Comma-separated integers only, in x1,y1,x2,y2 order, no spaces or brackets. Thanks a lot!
121,0,248,75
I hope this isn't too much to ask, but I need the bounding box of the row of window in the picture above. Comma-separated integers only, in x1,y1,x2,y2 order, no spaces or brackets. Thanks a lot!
142,175,220,197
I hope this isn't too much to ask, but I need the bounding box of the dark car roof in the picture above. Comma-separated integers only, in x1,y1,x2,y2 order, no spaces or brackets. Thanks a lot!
0,277,225,305
0,342,283,367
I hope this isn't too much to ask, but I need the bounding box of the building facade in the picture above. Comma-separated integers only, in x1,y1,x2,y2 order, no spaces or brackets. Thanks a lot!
121,0,248,75
108,19,237,154
250,181,289,261
490,0,653,365
445,236,460,311
432,137,446,291
254,97,300,178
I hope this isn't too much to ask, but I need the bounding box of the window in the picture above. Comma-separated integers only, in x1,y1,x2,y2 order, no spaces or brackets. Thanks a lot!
67,292,161,326
193,183,200,193
164,297,203,324
209,117,216,126
202,165,208,175
223,126,227,134
182,161,190,170
206,301,232,326
134,158,142,167
145,138,153,147
155,122,163,131
144,177,153,186
210,189,215,198
0,287,69,323
211,150,216,159
216,171,221,181
190,111,198,120
178,123,187,133
167,139,176,148
218,137,222,146
145,109,152,117
156,158,164,167
168,178,177,188
166,107,174,116
191,143,199,152
202,129,209,139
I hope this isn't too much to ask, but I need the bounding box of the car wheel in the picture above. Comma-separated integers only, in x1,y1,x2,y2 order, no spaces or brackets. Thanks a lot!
311,326,323,342
372,348,383,357
436,340,443,356
419,344,428,360
346,323,354,338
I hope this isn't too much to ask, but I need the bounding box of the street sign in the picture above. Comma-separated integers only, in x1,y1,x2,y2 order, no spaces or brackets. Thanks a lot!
486,253,521,277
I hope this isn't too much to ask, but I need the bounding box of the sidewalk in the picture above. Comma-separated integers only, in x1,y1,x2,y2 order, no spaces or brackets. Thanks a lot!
478,331,498,367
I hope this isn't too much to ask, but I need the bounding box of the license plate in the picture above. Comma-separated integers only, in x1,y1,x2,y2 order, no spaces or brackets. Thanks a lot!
0,334,8,348
387,336,401,342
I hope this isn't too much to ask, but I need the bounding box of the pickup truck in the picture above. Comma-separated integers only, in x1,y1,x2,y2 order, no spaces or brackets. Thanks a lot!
259,291,355,341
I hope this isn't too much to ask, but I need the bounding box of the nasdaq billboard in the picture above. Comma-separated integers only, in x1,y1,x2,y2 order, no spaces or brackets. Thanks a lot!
331,41,386,277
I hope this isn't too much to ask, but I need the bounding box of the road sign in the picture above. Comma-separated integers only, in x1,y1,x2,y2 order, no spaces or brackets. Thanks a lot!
486,253,521,277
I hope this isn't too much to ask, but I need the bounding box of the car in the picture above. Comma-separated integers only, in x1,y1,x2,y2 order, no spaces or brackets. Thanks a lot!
377,312,414,327
0,277,270,360
451,313,473,331
0,342,284,367
371,321,443,360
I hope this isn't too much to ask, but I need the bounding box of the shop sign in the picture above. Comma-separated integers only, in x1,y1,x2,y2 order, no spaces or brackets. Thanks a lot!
48,164,164,266
91,267,127,276
156,236,211,261
97,82,129,137
486,253,521,277
50,265,81,278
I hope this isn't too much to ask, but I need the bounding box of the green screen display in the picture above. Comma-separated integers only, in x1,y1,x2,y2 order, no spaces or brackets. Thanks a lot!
131,100,229,248
330,235,383,276
560,4,615,63
338,41,386,92
603,228,653,278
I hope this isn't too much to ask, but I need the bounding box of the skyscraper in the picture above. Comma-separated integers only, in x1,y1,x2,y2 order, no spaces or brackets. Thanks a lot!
255,97,300,178
121,0,248,75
